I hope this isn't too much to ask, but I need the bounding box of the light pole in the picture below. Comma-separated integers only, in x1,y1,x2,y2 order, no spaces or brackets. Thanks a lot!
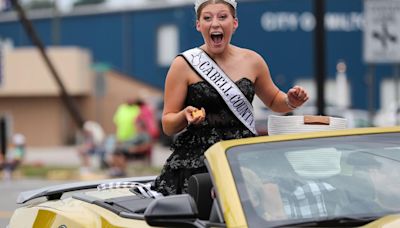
314,0,326,116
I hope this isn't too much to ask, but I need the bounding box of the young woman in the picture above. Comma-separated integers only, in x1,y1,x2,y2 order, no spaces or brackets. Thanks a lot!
152,0,309,195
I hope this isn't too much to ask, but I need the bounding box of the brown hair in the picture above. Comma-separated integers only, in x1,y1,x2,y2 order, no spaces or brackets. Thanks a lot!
196,0,236,19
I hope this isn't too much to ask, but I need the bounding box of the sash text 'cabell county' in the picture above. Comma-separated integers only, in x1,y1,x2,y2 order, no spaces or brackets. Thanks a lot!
197,60,254,126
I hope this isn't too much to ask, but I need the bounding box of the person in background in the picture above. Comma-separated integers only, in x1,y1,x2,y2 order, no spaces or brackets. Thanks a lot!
1,133,26,180
152,0,309,195
108,119,152,177
113,98,141,150
77,120,106,175
108,98,151,177
344,152,400,214
136,98,160,141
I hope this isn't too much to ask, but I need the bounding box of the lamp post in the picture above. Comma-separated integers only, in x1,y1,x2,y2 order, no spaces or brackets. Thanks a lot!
314,0,326,115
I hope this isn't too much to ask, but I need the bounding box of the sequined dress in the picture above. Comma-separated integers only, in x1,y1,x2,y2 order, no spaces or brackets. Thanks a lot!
153,78,256,195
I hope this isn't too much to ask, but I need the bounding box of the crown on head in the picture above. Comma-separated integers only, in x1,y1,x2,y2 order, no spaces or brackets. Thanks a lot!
194,0,237,14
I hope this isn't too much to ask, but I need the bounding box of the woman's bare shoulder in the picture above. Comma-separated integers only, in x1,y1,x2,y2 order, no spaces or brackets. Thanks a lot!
170,55,190,69
166,55,198,85
236,47,264,61
168,56,191,76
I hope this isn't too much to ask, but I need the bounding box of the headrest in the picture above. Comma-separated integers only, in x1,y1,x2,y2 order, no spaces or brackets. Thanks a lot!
285,148,342,178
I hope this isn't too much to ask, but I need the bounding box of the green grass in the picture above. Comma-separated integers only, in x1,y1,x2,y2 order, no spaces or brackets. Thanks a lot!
17,163,162,180
19,164,79,178
126,163,162,176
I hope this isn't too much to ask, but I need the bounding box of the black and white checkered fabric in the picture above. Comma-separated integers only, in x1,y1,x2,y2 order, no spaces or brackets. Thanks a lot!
282,181,335,219
97,181,163,199
97,181,139,190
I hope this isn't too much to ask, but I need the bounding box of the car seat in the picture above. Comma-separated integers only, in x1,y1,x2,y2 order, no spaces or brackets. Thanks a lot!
187,173,214,220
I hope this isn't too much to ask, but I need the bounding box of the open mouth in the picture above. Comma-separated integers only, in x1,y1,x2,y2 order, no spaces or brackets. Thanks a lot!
210,32,224,45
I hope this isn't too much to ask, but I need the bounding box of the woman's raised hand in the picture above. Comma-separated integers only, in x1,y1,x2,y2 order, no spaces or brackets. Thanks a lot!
286,86,309,109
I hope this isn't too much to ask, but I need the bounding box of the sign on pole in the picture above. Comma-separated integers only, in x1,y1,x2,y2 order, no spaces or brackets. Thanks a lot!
363,0,400,64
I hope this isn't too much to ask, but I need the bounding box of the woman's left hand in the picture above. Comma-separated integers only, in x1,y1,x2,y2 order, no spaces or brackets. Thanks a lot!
286,86,309,108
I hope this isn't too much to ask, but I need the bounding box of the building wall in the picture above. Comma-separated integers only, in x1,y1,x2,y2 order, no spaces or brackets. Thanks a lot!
0,97,67,146
0,47,163,146
0,71,163,147
1,0,385,110
0,47,92,96
82,71,163,136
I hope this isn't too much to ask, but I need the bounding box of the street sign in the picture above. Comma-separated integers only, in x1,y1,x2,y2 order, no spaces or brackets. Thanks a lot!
363,0,400,64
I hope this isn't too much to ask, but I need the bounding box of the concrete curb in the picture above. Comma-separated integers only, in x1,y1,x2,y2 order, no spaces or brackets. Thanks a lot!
24,143,171,168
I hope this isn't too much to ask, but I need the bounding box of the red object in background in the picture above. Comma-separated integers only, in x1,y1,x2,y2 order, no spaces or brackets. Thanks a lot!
137,103,160,140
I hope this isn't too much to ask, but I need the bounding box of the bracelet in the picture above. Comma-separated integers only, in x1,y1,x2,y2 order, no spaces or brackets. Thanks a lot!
285,97,298,110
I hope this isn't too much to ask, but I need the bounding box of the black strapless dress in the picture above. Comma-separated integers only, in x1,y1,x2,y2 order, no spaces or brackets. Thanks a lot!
153,78,256,195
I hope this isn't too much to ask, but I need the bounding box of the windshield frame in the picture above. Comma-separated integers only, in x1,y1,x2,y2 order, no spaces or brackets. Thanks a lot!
226,132,400,227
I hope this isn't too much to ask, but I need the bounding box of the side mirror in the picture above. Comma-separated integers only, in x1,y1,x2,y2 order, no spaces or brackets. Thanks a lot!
144,194,199,227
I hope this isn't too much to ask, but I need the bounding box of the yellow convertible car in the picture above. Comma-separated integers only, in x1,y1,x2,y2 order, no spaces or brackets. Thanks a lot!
8,126,400,227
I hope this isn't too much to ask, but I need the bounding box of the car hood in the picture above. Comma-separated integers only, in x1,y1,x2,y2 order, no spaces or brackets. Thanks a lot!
363,214,400,228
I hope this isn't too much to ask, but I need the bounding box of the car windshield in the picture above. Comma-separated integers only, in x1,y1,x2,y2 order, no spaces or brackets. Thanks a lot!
227,132,400,227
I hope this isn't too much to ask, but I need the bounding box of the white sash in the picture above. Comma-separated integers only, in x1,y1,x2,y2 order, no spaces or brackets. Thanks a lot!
181,48,257,135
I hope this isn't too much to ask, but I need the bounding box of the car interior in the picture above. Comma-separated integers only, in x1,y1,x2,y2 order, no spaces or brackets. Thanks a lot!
71,172,224,225
188,173,226,224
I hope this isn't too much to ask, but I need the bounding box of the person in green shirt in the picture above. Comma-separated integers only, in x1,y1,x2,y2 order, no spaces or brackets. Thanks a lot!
113,99,141,145
110,98,151,177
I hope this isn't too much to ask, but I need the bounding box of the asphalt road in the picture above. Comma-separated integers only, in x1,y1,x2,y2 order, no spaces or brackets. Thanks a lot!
0,179,70,228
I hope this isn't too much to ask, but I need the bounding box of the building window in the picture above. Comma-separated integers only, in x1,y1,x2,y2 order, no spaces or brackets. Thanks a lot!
157,24,179,67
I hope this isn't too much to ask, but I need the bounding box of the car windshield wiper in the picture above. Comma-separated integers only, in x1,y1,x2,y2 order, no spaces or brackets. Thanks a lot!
275,215,379,227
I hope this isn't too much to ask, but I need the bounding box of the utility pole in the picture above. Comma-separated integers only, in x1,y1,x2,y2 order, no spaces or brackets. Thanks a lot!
52,0,61,45
10,0,85,129
314,0,326,115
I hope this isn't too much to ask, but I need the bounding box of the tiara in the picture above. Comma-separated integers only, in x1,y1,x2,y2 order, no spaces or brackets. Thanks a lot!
194,0,237,13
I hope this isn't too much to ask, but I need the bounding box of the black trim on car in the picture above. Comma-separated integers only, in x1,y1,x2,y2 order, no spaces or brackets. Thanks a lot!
72,192,154,220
